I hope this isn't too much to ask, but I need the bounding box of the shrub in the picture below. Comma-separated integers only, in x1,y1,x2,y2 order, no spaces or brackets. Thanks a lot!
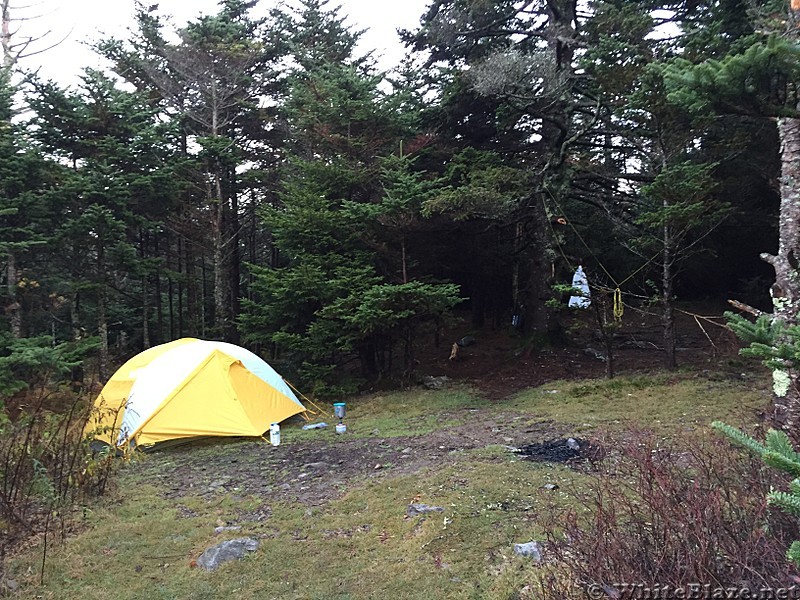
537,430,800,597
0,389,118,577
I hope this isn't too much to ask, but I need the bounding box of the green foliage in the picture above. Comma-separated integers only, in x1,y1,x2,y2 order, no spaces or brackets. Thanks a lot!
726,312,800,372
713,421,800,567
422,148,530,220
239,3,462,393
711,421,766,454
318,281,461,338
0,334,96,400
664,36,800,118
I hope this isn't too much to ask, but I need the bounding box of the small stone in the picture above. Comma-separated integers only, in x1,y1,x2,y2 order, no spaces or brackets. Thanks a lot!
407,503,445,517
302,462,328,470
542,483,559,491
196,537,260,572
374,463,382,470
422,375,450,390
513,541,542,561
214,525,242,534
401,447,412,454
566,438,580,451
456,336,476,347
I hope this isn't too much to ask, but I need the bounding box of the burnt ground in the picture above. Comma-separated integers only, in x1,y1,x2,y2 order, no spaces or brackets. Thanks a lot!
128,301,744,515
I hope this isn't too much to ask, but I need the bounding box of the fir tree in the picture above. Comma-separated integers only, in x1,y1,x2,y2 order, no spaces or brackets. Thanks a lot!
713,421,800,568
240,0,460,393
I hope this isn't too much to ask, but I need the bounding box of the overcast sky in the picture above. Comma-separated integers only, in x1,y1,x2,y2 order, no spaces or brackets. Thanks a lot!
12,0,430,86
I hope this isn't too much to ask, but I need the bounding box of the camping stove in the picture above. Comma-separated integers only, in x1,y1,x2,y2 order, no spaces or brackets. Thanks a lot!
334,403,346,433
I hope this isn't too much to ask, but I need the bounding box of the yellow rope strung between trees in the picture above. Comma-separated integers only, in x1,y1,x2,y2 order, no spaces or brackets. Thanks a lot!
544,192,661,322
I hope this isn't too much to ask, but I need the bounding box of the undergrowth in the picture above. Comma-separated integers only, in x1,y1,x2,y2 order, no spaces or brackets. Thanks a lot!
536,429,800,597
0,388,118,586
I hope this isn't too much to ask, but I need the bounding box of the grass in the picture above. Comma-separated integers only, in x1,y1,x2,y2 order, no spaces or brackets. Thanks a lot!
6,371,771,599
505,373,768,433
283,387,490,443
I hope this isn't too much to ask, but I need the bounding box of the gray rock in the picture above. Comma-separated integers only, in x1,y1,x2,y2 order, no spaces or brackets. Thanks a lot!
422,375,450,390
407,503,445,517
583,347,606,361
456,336,476,347
302,462,328,470
301,422,328,430
196,537,260,571
542,483,559,491
566,438,580,451
513,541,542,561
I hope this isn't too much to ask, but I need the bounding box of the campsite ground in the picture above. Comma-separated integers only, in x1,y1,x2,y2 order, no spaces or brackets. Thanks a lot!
6,303,773,599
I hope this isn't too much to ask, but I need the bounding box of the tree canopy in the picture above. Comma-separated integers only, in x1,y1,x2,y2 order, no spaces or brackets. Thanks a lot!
0,0,792,401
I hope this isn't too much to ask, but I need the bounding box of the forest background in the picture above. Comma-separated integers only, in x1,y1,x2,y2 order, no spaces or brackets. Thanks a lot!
0,0,793,400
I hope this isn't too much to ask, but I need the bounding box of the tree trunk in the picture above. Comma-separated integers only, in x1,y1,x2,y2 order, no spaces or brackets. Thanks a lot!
227,185,241,344
762,115,800,434
70,291,80,341
142,275,150,349
98,290,109,381
6,250,20,337
522,0,577,340
401,236,408,284
663,222,677,370
177,236,184,338
140,229,150,349
185,238,198,337
154,233,163,342
212,192,226,337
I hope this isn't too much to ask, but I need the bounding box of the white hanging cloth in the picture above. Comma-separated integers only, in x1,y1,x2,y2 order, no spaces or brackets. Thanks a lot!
568,265,591,308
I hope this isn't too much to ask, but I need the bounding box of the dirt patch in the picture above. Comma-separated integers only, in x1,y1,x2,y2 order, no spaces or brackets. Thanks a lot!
131,416,567,508
415,302,741,400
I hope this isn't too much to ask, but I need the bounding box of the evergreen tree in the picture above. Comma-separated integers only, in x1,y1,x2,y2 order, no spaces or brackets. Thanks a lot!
0,73,56,340
28,70,183,372
664,1,800,432
404,0,588,341
241,0,460,393
97,0,281,342
713,421,800,568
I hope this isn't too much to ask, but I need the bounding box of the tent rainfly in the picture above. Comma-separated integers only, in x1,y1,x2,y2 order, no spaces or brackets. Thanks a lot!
86,338,306,448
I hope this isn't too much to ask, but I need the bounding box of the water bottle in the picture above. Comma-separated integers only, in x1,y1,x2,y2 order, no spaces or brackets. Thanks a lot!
269,423,280,446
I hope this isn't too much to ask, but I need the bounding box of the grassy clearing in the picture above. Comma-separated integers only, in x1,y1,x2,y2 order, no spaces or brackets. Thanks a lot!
7,372,771,599
505,373,768,433
291,373,767,442
283,387,490,442
11,452,587,600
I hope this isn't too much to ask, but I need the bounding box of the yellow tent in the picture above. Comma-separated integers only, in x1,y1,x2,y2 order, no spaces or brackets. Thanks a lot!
86,338,306,448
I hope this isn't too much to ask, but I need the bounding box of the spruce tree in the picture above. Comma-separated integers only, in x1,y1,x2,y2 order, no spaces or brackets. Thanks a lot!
97,0,281,342
664,2,800,433
240,0,460,393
